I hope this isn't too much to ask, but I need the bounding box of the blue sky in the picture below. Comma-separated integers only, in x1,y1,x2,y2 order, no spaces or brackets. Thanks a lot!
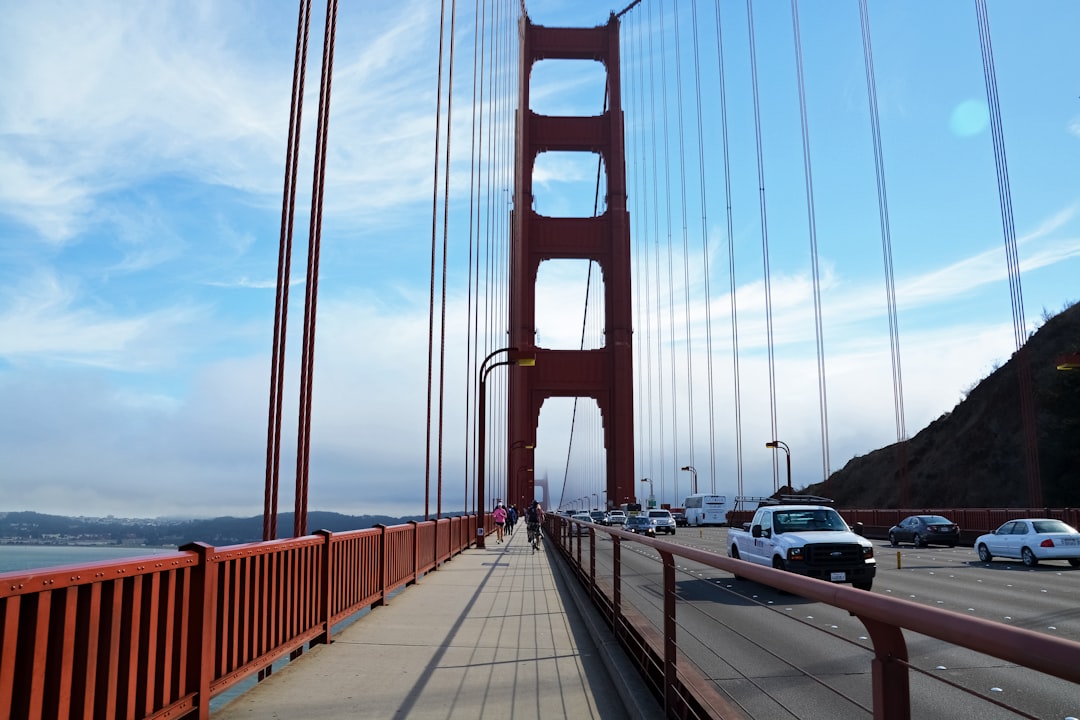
1,0,1078,520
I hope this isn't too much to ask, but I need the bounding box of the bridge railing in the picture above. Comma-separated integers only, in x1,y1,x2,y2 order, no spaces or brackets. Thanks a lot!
549,515,1080,720
0,515,478,720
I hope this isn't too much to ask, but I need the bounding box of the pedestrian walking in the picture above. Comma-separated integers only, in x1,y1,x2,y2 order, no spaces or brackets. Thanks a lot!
493,503,507,544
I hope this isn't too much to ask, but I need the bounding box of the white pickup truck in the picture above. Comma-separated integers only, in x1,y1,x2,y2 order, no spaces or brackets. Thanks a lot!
728,502,876,590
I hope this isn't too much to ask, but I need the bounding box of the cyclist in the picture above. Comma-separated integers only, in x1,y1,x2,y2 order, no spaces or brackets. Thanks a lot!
525,501,545,552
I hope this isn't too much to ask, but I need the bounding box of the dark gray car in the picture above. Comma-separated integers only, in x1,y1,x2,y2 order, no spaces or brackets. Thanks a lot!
625,515,655,536
888,515,959,548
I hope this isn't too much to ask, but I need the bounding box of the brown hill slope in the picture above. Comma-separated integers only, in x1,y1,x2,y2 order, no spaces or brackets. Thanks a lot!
804,301,1080,508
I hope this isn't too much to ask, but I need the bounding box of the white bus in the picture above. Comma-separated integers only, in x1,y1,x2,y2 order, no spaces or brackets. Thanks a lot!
683,494,728,526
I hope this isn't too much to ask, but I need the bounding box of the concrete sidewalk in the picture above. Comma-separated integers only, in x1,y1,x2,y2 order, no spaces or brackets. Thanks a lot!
213,527,658,719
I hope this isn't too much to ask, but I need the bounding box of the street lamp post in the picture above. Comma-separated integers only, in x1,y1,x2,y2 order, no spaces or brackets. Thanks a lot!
765,440,791,493
476,348,535,549
592,492,599,510
640,478,654,508
680,465,698,495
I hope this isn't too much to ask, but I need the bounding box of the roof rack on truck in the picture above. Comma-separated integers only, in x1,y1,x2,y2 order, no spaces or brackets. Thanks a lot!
758,494,835,506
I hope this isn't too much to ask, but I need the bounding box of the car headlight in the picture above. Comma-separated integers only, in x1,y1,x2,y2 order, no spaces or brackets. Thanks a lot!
787,547,804,562
862,545,874,559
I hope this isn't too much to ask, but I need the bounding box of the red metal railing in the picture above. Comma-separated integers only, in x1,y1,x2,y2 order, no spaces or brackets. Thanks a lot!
0,515,478,720
549,515,1080,720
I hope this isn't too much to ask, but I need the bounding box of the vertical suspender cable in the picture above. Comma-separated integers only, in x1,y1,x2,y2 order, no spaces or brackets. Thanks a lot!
658,0,679,505
790,0,831,481
746,0,780,492
646,0,668,504
463,0,477,514
294,0,339,538
673,0,694,508
480,0,498,510
560,86,611,506
858,0,909,502
436,0,461,519
425,0,450,521
975,0,1041,506
690,0,719,496
627,9,657,504
264,0,311,542
465,0,489,515
712,0,744,500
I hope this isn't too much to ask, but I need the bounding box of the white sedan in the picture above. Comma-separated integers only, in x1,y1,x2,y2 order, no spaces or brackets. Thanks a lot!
569,512,593,536
975,518,1080,568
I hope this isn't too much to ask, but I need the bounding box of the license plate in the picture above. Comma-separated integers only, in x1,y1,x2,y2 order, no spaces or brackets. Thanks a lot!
1061,538,1078,546
830,572,846,582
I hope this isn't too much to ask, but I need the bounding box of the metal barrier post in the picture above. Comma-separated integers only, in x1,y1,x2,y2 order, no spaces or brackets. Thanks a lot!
181,542,217,720
662,551,677,715
314,530,333,645
860,616,910,720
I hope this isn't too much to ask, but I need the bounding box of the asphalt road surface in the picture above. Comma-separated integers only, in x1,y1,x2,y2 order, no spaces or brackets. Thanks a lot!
569,526,1080,720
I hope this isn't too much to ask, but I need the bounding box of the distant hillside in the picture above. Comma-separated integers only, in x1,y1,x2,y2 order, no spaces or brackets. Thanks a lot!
804,301,1080,508
0,510,431,547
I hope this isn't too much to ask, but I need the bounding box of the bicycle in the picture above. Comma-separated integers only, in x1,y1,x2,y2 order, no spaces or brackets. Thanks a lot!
526,522,541,551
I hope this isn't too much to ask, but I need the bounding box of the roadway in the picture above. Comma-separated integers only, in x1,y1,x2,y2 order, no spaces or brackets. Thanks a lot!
573,526,1080,720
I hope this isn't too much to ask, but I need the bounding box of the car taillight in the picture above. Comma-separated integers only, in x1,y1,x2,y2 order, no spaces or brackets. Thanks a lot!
1040,538,1055,548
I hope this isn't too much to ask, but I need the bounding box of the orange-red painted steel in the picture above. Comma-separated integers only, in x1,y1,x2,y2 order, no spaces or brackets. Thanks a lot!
508,16,635,513
0,515,476,720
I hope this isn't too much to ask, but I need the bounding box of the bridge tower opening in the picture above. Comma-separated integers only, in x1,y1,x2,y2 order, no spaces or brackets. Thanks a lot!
507,15,634,513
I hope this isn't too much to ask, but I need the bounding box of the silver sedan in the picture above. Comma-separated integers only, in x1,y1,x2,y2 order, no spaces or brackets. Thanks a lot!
975,518,1080,567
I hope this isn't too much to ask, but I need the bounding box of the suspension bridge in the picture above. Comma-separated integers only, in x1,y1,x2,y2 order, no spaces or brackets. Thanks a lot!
3,1,1079,718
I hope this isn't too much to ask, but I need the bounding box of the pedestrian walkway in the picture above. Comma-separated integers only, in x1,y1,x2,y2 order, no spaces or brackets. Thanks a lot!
213,527,659,719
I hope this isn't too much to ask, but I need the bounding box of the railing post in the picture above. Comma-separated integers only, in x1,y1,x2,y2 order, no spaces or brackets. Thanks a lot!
374,524,389,607
661,551,677,715
181,542,217,720
612,536,622,638
859,615,910,720
314,530,333,646
589,528,597,604
408,521,421,579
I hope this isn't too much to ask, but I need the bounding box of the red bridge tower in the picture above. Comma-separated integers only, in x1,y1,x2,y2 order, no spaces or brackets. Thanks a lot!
507,15,634,512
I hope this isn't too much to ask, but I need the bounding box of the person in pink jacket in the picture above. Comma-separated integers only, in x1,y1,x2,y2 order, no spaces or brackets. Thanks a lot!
493,503,507,544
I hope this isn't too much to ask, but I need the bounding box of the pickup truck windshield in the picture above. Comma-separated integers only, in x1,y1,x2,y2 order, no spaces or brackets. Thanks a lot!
772,509,847,533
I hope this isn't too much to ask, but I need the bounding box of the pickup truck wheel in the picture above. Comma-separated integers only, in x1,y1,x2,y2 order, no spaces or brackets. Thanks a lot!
729,546,744,579
853,580,873,591
771,556,792,594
